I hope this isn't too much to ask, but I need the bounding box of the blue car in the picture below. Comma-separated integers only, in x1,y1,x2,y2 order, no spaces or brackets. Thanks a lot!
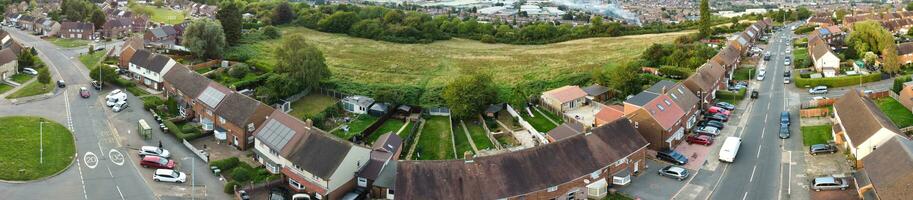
657,150,689,165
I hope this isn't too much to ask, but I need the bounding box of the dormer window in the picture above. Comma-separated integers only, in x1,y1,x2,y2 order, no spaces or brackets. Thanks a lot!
657,104,665,111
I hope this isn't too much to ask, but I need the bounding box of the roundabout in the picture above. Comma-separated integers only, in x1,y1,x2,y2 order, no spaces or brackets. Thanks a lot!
0,116,76,181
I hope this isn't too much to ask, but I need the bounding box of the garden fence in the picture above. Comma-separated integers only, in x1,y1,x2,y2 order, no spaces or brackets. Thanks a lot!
866,90,890,99
799,108,829,118
505,104,549,145
800,99,836,109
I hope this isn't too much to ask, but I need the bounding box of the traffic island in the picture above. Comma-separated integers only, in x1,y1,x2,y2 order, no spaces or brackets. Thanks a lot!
0,116,75,181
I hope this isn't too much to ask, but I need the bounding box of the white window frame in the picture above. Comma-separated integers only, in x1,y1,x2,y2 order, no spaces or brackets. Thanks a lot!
288,178,305,190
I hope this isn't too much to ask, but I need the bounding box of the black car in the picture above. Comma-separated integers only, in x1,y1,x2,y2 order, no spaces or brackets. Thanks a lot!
751,90,759,99
657,150,689,165
698,120,725,129
809,144,838,155
715,102,736,110
704,113,729,122
56,80,66,88
784,71,792,77
92,80,102,90
779,124,790,139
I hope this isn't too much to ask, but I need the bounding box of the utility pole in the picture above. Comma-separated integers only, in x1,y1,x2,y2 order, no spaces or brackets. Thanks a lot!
39,121,47,164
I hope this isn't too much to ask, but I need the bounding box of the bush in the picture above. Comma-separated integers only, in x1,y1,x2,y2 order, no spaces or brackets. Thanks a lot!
163,120,181,135
262,26,281,39
141,96,164,110
210,157,241,171
794,72,883,88
180,124,197,133
794,24,817,34
127,86,150,96
480,34,496,43
894,75,912,94
658,66,693,79
228,63,251,78
224,181,239,193
230,167,253,182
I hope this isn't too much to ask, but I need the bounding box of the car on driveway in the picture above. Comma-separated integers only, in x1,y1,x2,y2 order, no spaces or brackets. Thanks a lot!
715,102,736,110
694,126,721,137
658,165,690,181
140,155,175,169
708,106,731,116
779,124,790,139
705,113,729,122
686,135,713,145
139,146,171,158
698,120,725,129
657,150,689,165
21,68,37,75
79,87,90,98
153,169,186,183
809,86,828,94
811,176,850,191
809,144,838,155
781,111,791,126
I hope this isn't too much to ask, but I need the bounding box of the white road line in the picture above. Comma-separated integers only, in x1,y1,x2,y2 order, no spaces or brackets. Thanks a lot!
757,144,763,158
64,89,74,131
107,166,114,177
742,191,749,200
76,156,88,200
115,185,125,200
750,165,757,182
788,152,793,195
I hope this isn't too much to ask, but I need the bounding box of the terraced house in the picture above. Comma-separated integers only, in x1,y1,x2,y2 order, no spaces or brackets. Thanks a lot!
162,63,211,119
623,82,688,151
128,49,178,90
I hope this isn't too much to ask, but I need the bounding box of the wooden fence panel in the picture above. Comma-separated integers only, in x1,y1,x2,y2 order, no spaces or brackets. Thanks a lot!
800,108,829,118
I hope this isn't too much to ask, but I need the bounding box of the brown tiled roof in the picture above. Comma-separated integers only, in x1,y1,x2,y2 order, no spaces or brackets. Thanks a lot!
898,42,913,55
809,37,833,61
0,48,15,64
684,62,725,95
834,89,902,146
711,45,740,66
808,16,834,25
395,119,648,199
643,94,685,129
162,64,211,98
546,122,584,141
214,92,274,128
595,105,624,125
543,85,587,103
862,135,913,199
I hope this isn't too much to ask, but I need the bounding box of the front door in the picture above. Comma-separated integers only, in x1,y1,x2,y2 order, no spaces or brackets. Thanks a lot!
634,160,640,174
233,136,239,146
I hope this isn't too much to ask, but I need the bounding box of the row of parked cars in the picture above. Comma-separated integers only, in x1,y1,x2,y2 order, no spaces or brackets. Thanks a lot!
654,101,741,181
138,146,189,183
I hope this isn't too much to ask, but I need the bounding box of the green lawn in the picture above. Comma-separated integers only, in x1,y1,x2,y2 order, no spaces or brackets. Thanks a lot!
413,116,454,160
0,116,76,181
288,94,338,120
332,115,378,140
46,37,89,48
79,51,107,70
195,67,213,74
801,125,834,146
5,82,52,99
367,119,407,143
523,110,559,132
9,74,33,84
453,123,474,157
875,98,913,128
132,5,187,25
0,84,12,94
733,67,756,81
464,120,494,150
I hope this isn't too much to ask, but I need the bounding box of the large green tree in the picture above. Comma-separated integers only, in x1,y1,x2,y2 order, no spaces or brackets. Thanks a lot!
216,0,243,45
698,0,710,38
37,67,50,87
90,65,118,83
318,11,359,33
272,34,330,95
883,46,901,75
182,19,226,59
442,73,497,119
846,21,895,55
271,2,295,25
600,62,643,97
90,9,106,29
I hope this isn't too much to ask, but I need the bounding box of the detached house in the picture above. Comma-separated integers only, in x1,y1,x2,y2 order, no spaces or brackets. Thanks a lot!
624,87,687,151
128,49,177,90
36,18,59,36
16,15,35,31
59,21,94,40
858,135,913,199
809,37,839,77
541,85,588,113
683,62,726,108
395,119,648,200
253,110,371,200
0,47,17,81
833,89,903,164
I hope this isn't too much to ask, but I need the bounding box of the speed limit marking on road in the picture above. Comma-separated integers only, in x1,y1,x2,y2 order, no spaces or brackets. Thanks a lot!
84,152,98,169
108,149,125,166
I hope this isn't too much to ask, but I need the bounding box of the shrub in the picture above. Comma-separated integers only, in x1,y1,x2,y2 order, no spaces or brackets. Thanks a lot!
127,86,150,96
262,26,281,39
210,157,241,171
230,166,253,182
141,96,164,110
180,124,197,133
658,66,693,79
794,72,883,88
111,77,135,87
228,63,251,78
480,34,496,43
224,181,239,193
894,75,912,94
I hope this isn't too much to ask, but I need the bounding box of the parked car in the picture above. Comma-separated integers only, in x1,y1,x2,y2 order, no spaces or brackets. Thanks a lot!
779,124,790,139
784,71,791,77
140,156,175,169
698,120,725,129
708,106,731,116
705,113,729,122
780,111,790,126
784,77,791,84
786,48,792,53
657,149,689,165
809,144,838,155
686,135,714,145
138,146,171,158
658,165,690,181
784,60,791,66
56,80,66,88
112,100,128,112
811,176,850,191
21,68,37,75
809,86,828,94
751,90,759,99
694,126,721,137
152,169,186,183
756,71,766,81
92,80,102,90
715,102,736,110
79,87,90,98
811,96,828,101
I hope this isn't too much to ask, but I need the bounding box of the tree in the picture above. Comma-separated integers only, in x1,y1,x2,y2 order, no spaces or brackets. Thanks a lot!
90,9,106,29
349,19,383,39
90,65,117,83
846,21,894,55
318,11,358,33
182,19,226,59
865,52,878,64
262,25,281,39
835,9,848,22
883,46,901,75
271,2,295,25
255,73,297,103
698,0,710,38
272,34,330,95
604,62,643,97
37,67,50,87
441,73,497,119
17,49,36,69
216,0,243,45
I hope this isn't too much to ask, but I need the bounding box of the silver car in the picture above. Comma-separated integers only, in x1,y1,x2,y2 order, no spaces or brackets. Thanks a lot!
659,165,690,181
811,176,850,191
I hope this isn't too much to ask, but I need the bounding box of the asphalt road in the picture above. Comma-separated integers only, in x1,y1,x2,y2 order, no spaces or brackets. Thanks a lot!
0,27,228,199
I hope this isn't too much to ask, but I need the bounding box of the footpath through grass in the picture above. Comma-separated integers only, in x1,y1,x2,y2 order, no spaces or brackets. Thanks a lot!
0,116,76,181
875,98,913,128
801,125,833,146
46,37,89,48
5,82,52,99
413,116,454,160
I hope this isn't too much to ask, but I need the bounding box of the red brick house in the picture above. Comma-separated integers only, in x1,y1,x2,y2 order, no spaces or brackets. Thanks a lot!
102,18,131,39
212,92,274,150
683,62,726,109
624,83,688,151
59,21,94,40
119,36,144,68
162,64,211,119
647,80,701,133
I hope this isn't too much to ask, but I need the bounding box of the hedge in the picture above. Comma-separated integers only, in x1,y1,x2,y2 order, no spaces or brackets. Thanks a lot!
224,181,239,193
210,157,241,171
141,96,164,110
793,72,882,88
162,121,205,140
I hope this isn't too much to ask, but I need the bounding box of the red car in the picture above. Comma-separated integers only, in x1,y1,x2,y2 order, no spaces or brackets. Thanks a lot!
708,106,731,116
686,135,713,146
78,87,90,98
140,156,175,169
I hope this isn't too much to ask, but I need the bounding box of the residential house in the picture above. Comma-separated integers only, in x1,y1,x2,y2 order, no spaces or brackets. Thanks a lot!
897,81,913,110
832,89,903,164
102,18,131,39
212,92,275,150
395,119,649,200
582,84,611,102
546,122,584,142
341,95,374,115
357,133,402,199
119,36,144,68
128,49,178,90
808,37,839,77
131,15,148,33
188,3,218,17
194,82,233,132
36,18,59,36
162,64,211,118
144,25,177,45
540,85,588,113
59,21,94,40
623,86,686,151
711,45,741,78
252,110,371,199
594,105,624,127
807,16,834,26
858,135,913,199
4,13,19,26
898,42,913,65
16,15,35,31
729,33,751,55
0,48,17,80
647,80,701,131
684,62,727,108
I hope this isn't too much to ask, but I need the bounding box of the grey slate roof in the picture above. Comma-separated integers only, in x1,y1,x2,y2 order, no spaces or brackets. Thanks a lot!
646,80,677,94
862,135,913,199
129,49,152,67
582,84,610,96
625,91,659,107
149,27,167,38
284,129,353,179
373,160,398,188
215,92,273,129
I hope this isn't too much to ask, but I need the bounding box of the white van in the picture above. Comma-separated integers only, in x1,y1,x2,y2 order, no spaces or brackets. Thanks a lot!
106,92,127,107
719,137,742,163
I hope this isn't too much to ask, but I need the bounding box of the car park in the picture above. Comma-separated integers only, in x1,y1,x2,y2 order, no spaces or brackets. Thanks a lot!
106,90,127,107
715,102,736,110
693,126,720,137
152,169,186,183
658,165,690,181
809,86,828,94
56,80,66,88
809,144,838,155
140,156,175,169
811,176,850,191
686,135,713,145
698,120,725,129
780,111,790,126
79,87,90,98
657,149,689,165
779,124,790,139
138,146,171,158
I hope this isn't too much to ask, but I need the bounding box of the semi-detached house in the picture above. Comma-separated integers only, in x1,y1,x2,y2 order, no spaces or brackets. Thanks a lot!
162,63,211,119
128,49,177,90
624,85,687,151
832,89,903,165
648,80,701,132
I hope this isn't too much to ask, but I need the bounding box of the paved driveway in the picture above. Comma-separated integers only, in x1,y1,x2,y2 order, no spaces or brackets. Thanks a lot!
618,159,693,200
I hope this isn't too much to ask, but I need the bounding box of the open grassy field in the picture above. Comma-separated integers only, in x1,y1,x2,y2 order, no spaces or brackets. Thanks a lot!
0,116,75,181
413,116,454,160
232,26,690,91
79,51,107,70
801,125,833,146
132,5,186,25
5,82,52,99
288,94,338,120
876,98,913,128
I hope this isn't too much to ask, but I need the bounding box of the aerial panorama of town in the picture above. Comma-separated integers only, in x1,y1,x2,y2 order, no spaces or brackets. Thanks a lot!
5,0,913,199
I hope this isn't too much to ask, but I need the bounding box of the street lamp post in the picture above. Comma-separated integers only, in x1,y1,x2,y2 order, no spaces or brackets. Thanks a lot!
39,121,47,164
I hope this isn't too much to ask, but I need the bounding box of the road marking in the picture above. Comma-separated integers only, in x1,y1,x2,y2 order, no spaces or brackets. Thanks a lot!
788,151,793,195
107,166,113,177
106,120,122,147
108,149,125,166
757,144,763,158
742,191,749,200
750,165,757,182
76,155,88,200
64,88,74,131
84,152,98,169
670,167,701,199
115,185,125,200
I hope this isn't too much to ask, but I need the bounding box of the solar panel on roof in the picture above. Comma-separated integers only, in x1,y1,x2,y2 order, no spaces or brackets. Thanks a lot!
199,86,226,108
259,120,295,150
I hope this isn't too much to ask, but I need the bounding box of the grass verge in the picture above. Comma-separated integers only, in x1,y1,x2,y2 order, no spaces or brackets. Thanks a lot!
46,37,89,48
801,125,833,146
5,82,52,99
79,51,107,70
0,116,75,181
0,84,12,94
